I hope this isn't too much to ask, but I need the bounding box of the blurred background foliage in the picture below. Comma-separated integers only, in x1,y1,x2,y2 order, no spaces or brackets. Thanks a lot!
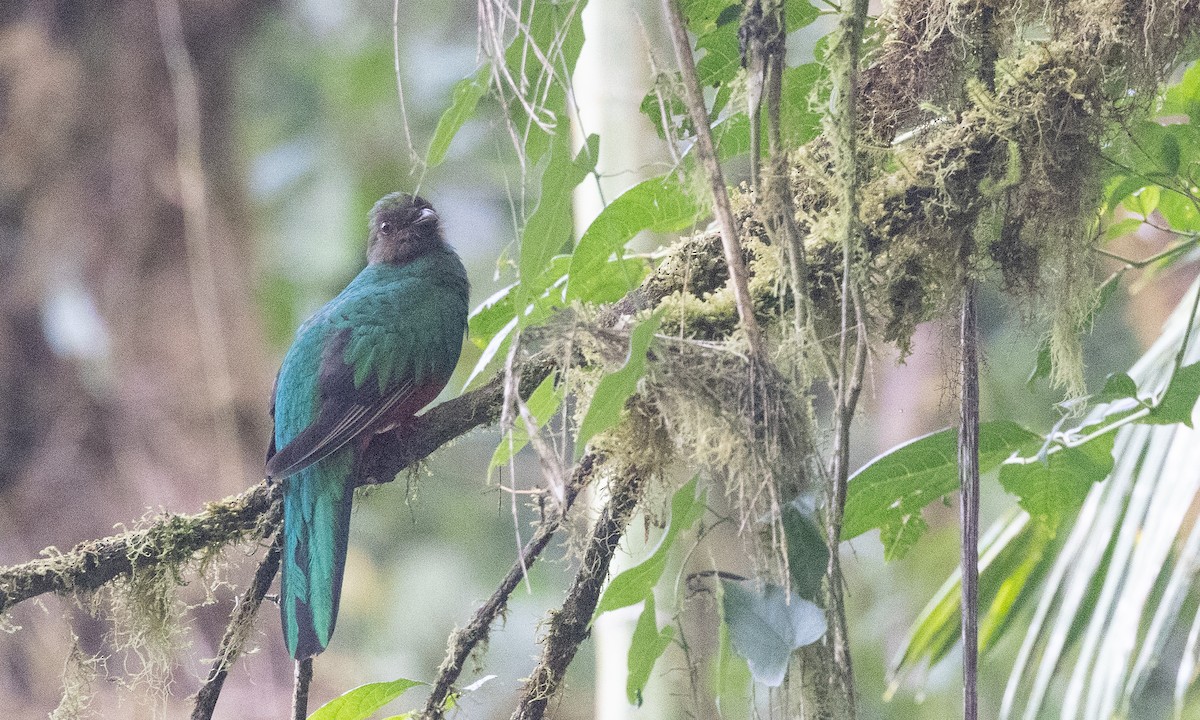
2,0,1200,718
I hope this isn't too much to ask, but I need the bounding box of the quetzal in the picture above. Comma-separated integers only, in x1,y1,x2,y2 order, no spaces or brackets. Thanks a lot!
265,193,469,660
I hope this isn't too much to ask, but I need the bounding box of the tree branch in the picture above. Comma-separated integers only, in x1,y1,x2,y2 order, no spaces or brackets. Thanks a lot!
663,0,763,355
191,520,283,720
0,359,551,616
510,471,645,720
419,453,600,720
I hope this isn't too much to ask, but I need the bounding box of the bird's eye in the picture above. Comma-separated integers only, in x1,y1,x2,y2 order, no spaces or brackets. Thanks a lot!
380,221,393,234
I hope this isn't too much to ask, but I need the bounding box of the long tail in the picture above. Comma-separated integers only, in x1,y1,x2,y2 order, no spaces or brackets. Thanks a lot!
280,452,355,660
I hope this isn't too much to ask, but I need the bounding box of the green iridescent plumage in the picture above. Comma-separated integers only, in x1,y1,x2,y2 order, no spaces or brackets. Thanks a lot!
267,193,469,659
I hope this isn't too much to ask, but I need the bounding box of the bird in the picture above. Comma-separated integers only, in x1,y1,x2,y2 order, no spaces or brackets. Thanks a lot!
265,192,469,660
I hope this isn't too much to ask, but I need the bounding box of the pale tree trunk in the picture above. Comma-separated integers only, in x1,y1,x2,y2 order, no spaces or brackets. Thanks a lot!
570,1,671,717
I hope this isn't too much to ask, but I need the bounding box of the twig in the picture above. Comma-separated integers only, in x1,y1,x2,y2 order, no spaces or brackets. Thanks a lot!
191,520,284,720
420,454,600,720
825,0,869,713
662,0,763,355
959,279,981,720
292,658,313,720
510,471,645,720
391,0,421,170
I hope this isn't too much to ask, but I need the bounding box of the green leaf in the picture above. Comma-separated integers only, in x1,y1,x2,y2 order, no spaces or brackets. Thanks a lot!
1125,185,1161,218
489,373,563,471
1162,60,1200,121
519,134,590,300
575,311,664,456
781,498,828,601
1104,173,1151,214
1096,372,1139,403
714,594,752,717
464,255,573,389
785,0,819,30
779,63,826,147
1147,361,1200,426
1102,216,1144,242
425,64,490,169
309,678,425,720
893,511,1056,677
595,476,706,615
575,133,600,174
1157,186,1200,232
842,421,1041,559
999,434,1115,531
567,175,705,302
626,594,676,705
720,581,826,687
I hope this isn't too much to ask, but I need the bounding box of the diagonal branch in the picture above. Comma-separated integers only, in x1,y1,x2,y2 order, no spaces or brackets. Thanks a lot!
191,518,284,720
510,471,645,720
420,453,600,720
662,0,763,355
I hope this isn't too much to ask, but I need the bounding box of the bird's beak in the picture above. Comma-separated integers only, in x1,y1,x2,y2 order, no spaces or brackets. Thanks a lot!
416,208,439,225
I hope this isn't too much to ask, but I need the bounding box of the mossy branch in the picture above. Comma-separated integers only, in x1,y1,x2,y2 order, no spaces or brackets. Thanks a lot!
0,360,552,617
510,470,645,720
419,453,600,720
191,524,283,720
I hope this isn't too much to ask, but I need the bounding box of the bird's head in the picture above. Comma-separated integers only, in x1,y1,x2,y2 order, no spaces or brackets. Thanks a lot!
366,192,444,265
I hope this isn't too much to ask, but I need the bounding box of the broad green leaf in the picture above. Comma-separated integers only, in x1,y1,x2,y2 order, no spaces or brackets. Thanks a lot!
1162,60,1200,121
999,434,1115,531
714,592,752,719
567,176,704,302
575,311,664,456
893,511,1056,678
1126,185,1161,218
425,64,490,168
468,282,519,348
1102,217,1144,242
779,62,826,147
720,581,826,687
595,476,706,615
626,594,676,705
1096,372,1139,403
781,498,828,601
575,133,600,175
309,678,425,720
785,0,819,30
1157,187,1200,232
1147,361,1200,426
519,134,589,300
842,421,1041,560
464,255,571,389
489,373,563,471
1104,173,1151,214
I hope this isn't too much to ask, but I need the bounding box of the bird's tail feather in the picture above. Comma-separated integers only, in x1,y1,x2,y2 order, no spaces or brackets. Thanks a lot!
280,457,354,660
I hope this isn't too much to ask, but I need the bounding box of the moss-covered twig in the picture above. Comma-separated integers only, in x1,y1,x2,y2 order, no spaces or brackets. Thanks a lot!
420,453,600,720
191,519,283,720
663,0,763,355
510,471,645,720
824,0,869,715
